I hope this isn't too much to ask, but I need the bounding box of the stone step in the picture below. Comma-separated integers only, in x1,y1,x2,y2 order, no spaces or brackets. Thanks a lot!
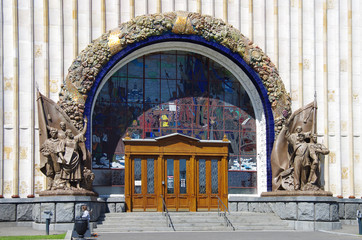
94,211,293,233
95,227,173,232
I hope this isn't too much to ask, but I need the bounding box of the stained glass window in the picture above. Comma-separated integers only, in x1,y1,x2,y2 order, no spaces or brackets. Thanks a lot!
92,50,257,194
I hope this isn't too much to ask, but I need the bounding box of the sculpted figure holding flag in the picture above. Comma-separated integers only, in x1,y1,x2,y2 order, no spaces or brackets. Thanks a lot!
270,97,330,193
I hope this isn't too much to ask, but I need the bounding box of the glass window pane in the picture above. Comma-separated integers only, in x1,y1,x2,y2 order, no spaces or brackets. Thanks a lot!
161,54,176,79
179,159,187,194
128,79,143,103
145,78,160,103
161,79,177,102
145,53,160,78
167,159,174,194
134,158,142,194
199,159,206,194
211,159,218,194
128,57,143,78
147,158,154,194
92,50,258,192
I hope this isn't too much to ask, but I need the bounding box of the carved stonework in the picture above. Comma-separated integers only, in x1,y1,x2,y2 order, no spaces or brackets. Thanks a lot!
37,91,97,196
267,100,333,197
58,11,291,137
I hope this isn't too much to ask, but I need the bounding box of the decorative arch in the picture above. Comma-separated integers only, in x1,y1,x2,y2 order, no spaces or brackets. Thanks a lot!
58,11,291,191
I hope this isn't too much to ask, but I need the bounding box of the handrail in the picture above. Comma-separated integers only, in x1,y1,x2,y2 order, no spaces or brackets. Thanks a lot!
217,196,235,231
161,195,175,231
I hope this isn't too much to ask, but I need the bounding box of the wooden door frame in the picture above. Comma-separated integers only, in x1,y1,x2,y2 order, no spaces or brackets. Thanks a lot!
124,133,229,212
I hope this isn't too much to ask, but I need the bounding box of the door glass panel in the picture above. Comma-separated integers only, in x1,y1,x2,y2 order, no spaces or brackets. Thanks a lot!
147,158,154,194
199,159,206,194
211,159,218,194
167,159,174,194
134,158,142,194
179,159,187,194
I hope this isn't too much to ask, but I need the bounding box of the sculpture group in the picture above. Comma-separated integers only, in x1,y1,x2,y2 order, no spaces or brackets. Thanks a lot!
37,91,95,195
271,100,331,193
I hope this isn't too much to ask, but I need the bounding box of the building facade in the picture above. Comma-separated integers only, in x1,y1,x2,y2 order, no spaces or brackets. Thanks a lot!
0,0,361,201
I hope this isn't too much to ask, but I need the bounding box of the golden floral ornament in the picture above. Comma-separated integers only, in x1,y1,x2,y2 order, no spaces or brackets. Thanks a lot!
342,167,349,179
4,181,12,194
20,181,28,194
20,147,28,160
50,79,59,93
172,11,196,34
35,181,44,192
4,77,13,91
35,164,42,177
329,152,336,164
4,146,12,160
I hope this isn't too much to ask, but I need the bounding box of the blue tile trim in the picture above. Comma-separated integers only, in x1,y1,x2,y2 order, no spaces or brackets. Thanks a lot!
83,33,275,191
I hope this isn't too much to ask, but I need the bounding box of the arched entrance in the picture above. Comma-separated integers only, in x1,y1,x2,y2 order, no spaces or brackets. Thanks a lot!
57,12,291,199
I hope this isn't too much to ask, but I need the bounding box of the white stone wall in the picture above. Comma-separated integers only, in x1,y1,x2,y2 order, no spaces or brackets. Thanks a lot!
0,0,361,198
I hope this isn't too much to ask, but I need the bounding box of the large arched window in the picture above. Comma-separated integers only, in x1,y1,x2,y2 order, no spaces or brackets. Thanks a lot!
92,50,257,194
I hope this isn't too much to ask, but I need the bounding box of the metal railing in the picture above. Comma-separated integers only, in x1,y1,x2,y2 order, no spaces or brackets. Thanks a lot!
217,196,235,231
161,195,175,231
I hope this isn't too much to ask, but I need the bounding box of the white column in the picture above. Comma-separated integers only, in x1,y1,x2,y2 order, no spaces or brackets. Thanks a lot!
302,0,315,104
78,0,91,50
214,0,222,20
252,0,265,51
49,0,62,102
327,0,341,196
339,0,350,197
161,0,174,12
18,0,34,197
187,0,197,14
92,0,103,39
201,0,213,16
265,0,275,64
290,0,300,109
352,0,362,198
227,0,239,29
3,0,15,198
33,0,48,194
278,0,290,92
239,0,251,39
314,0,329,189
0,0,4,196
63,0,75,80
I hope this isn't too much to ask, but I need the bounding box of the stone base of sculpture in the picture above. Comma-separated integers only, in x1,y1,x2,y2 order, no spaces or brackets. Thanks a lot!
38,188,98,197
261,190,333,197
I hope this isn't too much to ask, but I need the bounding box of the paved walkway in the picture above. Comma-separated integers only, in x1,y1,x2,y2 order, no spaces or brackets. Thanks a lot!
0,223,64,237
94,230,362,240
0,223,361,239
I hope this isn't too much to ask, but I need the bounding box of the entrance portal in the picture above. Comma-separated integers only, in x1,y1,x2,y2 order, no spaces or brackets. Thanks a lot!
124,133,228,212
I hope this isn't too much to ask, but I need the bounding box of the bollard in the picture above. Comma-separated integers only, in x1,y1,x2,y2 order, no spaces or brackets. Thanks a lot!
43,211,53,235
357,210,362,235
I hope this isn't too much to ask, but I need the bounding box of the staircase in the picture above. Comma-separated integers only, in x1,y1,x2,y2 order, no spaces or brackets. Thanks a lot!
94,211,293,233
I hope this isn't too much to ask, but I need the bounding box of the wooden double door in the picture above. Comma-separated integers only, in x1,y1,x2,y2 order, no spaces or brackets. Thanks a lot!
129,156,225,211
124,133,229,212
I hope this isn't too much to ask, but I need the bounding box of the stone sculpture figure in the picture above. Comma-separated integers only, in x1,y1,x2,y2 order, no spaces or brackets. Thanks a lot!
58,122,67,140
308,134,330,186
58,118,88,189
37,90,96,195
82,167,95,191
269,99,332,195
40,127,62,190
286,132,311,190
